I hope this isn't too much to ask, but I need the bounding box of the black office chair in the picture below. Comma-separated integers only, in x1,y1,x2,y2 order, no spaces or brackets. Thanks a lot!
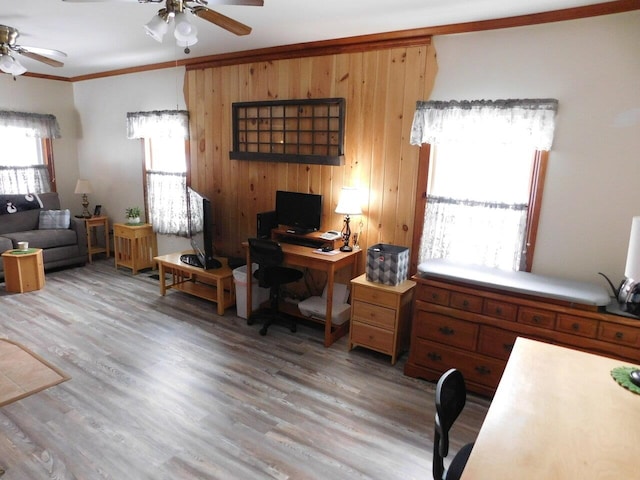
248,238,303,336
433,368,474,480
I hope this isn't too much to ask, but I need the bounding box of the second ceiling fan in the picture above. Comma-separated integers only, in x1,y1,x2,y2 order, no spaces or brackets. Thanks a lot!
62,0,264,47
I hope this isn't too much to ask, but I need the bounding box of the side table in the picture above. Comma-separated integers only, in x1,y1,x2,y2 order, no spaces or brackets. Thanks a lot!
349,273,416,364
114,223,158,275
84,215,110,263
1,248,45,293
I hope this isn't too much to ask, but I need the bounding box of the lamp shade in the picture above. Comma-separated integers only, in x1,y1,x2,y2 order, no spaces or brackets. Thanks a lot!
335,187,362,215
624,216,640,280
144,14,169,42
74,179,93,195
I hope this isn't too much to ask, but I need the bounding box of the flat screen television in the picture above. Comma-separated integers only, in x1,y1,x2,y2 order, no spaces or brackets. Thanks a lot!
276,190,322,234
183,187,221,270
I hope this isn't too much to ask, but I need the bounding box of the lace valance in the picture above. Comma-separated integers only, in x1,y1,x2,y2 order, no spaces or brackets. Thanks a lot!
126,110,189,139
410,99,558,150
0,110,61,138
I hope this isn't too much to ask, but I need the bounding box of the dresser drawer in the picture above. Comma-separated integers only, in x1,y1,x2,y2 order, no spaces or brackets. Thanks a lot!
350,321,394,354
411,338,504,390
518,307,556,329
416,285,450,306
477,326,519,360
450,292,483,313
354,285,398,309
414,310,478,351
483,299,518,322
598,322,640,347
556,314,598,338
352,300,396,329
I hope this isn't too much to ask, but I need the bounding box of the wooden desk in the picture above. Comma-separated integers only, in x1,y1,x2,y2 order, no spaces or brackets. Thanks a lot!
154,251,235,316
461,337,640,479
84,215,109,263
243,242,361,347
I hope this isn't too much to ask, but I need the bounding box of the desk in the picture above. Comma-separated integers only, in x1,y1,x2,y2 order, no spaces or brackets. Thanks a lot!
461,337,640,479
243,242,361,347
154,251,235,316
84,215,109,263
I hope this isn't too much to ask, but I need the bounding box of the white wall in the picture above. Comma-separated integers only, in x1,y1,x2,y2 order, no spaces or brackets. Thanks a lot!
72,68,190,255
431,11,640,286
0,75,79,208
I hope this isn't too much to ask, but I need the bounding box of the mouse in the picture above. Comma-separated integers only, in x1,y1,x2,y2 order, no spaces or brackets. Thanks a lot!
322,245,333,252
630,369,640,387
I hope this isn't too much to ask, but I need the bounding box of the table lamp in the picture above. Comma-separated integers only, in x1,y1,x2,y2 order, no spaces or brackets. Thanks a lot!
74,179,93,218
335,187,362,252
619,216,640,315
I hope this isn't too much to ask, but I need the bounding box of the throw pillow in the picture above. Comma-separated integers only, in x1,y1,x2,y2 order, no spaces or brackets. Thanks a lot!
39,209,71,229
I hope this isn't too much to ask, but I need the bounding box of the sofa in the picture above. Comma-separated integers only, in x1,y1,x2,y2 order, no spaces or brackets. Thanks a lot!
0,192,87,281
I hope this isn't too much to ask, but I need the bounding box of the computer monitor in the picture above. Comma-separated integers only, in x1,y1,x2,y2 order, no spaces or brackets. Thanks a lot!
275,190,322,234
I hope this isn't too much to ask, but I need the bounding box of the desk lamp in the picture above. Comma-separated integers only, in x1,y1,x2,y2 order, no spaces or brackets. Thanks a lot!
335,187,362,252
619,216,640,315
74,179,93,218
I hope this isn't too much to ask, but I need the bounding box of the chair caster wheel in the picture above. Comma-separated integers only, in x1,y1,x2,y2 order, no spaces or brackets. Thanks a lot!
247,319,254,325
259,327,268,336
290,325,297,333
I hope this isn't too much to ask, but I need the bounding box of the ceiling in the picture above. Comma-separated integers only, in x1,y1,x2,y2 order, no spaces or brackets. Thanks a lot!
0,0,627,79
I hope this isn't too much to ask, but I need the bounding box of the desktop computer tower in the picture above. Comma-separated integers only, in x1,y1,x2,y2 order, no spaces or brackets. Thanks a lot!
257,210,278,238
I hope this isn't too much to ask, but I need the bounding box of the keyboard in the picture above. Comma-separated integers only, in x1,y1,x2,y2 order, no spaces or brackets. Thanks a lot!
279,236,323,248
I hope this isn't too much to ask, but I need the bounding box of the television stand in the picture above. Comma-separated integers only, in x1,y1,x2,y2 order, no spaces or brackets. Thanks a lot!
154,251,236,316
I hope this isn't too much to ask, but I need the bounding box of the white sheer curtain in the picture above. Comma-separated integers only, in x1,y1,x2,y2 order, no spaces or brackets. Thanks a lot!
411,99,558,271
0,166,51,195
410,99,558,149
127,110,189,236
0,110,59,194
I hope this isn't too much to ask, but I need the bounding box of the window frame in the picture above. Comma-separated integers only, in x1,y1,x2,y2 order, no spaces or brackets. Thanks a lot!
410,144,548,275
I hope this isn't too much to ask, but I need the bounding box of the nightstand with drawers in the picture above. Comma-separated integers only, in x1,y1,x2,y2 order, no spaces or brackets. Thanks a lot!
349,274,416,364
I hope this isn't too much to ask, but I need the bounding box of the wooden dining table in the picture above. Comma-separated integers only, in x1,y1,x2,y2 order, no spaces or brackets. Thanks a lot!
461,337,640,479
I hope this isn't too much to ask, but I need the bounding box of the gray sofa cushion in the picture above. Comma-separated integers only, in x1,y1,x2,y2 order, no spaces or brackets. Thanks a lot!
3,229,78,249
0,236,12,253
0,192,61,235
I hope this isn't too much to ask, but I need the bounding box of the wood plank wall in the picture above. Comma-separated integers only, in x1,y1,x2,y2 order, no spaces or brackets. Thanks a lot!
184,43,437,274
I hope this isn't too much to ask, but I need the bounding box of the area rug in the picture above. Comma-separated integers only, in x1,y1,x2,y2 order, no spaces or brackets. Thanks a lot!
0,338,70,407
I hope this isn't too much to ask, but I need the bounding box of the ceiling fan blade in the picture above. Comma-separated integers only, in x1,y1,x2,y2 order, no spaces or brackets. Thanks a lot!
61,0,160,3
191,6,252,35
16,49,64,68
17,45,68,59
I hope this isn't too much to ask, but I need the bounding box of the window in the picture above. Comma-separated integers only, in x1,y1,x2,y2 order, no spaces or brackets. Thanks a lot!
0,111,60,194
127,110,190,236
410,99,557,272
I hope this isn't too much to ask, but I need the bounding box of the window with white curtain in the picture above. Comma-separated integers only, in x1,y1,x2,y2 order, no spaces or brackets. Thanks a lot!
410,99,558,271
0,110,60,194
126,110,190,236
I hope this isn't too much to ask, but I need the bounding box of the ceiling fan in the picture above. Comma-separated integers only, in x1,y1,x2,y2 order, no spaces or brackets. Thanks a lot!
0,24,67,76
62,0,264,49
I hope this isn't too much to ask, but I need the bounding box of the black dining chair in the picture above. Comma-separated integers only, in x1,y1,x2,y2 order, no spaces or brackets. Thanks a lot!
247,238,303,336
433,368,475,480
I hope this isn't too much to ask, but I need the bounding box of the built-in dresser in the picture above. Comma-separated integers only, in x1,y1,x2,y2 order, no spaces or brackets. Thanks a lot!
404,259,640,397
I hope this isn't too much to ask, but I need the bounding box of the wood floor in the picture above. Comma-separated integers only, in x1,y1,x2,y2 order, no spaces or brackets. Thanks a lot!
0,259,489,480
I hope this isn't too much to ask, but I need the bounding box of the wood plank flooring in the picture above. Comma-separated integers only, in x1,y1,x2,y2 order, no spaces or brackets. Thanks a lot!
0,259,489,479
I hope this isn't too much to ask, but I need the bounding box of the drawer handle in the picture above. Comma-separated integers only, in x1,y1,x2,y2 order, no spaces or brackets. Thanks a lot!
475,365,491,376
495,307,503,315
438,326,455,336
533,315,542,324
503,343,514,352
615,331,624,340
571,322,580,331
427,352,442,362
462,300,470,308
431,293,440,301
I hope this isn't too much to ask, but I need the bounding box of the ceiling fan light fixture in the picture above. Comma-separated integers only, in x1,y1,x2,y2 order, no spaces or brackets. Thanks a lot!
173,12,198,44
0,53,26,76
144,12,170,43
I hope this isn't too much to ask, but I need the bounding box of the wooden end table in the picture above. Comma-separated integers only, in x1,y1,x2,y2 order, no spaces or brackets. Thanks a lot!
84,215,110,263
1,248,45,293
114,223,158,274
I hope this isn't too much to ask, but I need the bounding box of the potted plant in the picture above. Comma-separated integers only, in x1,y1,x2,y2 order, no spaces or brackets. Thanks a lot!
125,207,142,225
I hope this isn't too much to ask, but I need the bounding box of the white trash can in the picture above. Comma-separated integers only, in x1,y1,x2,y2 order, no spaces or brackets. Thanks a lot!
233,263,270,319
